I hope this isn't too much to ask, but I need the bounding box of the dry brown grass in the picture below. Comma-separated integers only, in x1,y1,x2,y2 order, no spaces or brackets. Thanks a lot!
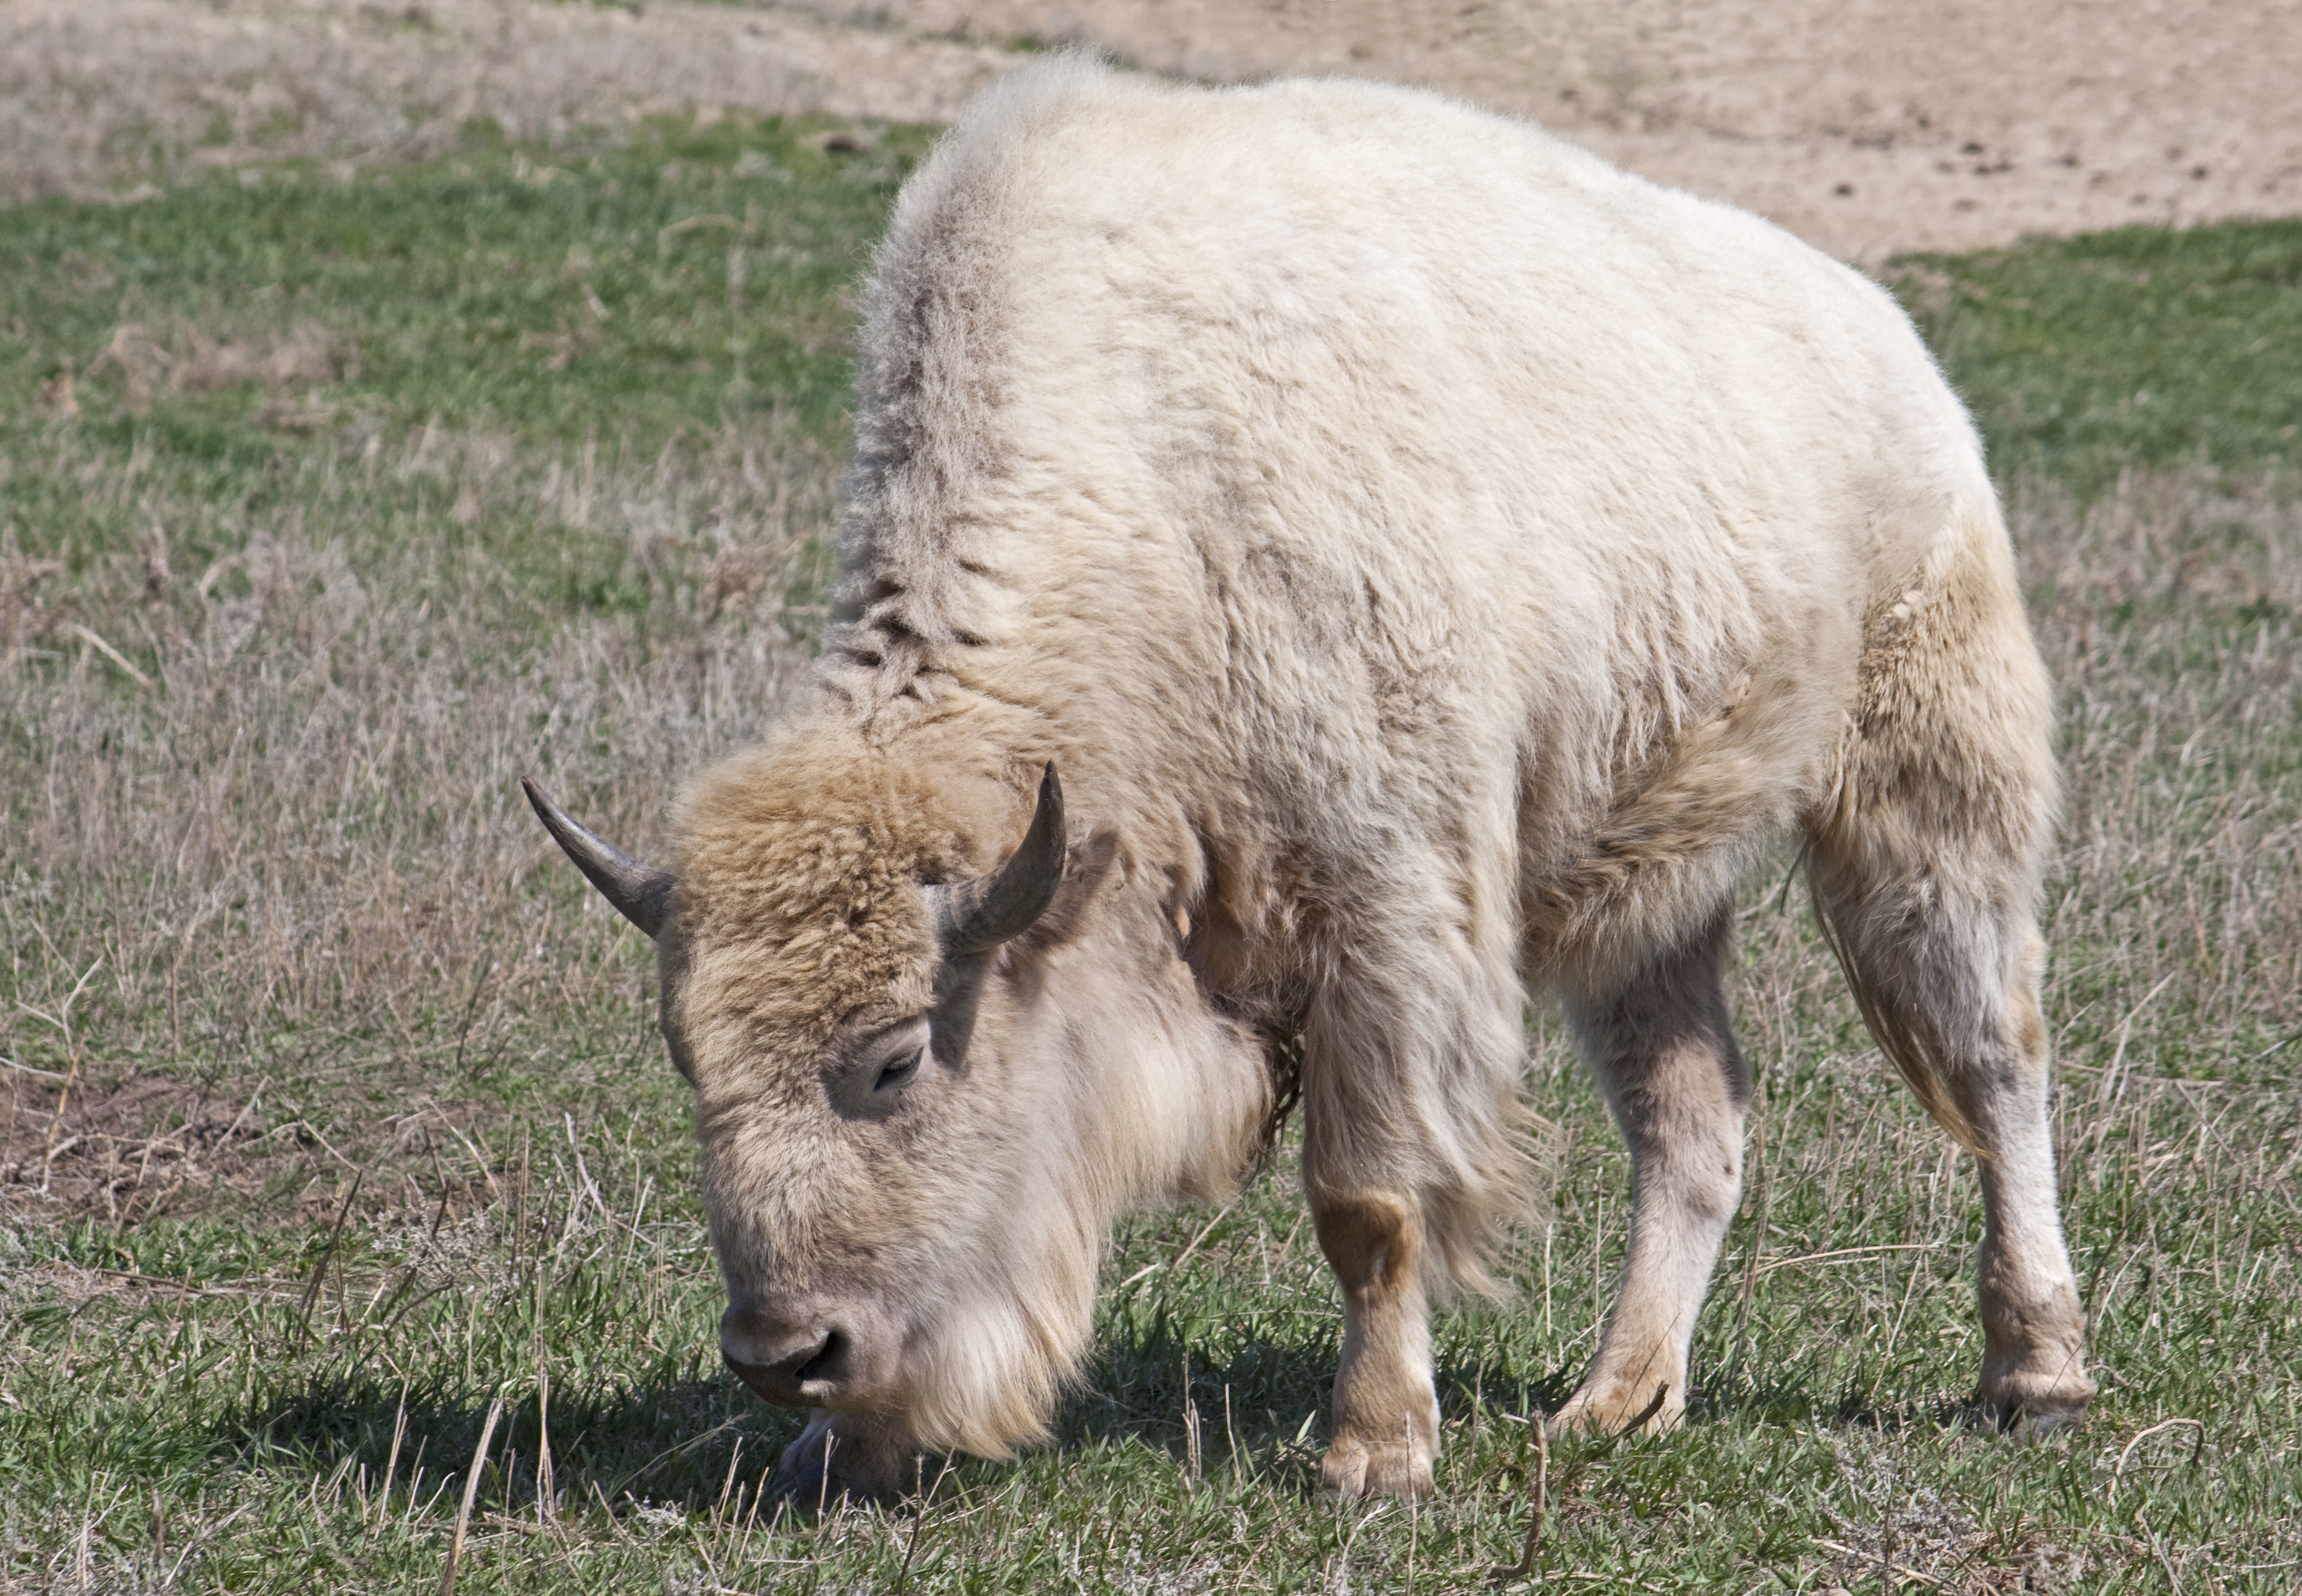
76,319,358,414
1,416,836,1218
6,444,2295,1225
2021,472,2302,1090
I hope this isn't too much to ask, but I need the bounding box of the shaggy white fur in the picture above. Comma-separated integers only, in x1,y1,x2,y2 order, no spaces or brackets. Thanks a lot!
545,55,2095,1503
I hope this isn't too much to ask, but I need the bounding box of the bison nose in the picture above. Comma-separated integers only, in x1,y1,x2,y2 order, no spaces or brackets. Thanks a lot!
720,1306,858,1406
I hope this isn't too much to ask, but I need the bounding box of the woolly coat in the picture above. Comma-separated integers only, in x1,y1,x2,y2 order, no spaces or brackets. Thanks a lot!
669,56,2048,1454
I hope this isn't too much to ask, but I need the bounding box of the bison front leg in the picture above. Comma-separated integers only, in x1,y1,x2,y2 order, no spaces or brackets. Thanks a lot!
1312,1191,1441,1498
1554,909,1749,1438
763,1408,915,1509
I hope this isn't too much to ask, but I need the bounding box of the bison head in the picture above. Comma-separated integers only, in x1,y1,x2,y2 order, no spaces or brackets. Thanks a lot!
524,730,1270,1494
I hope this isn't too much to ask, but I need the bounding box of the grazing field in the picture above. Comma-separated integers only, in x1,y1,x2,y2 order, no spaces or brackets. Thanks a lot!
3,116,2299,1594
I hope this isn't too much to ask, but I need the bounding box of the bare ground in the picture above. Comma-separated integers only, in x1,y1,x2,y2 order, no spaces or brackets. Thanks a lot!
815,0,2302,263
5,0,2300,261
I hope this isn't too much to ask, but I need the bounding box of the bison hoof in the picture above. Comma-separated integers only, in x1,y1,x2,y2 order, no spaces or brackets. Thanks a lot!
1547,1379,1681,1440
762,1411,905,1512
1986,1391,2093,1441
1319,1431,1436,1500
1981,1363,2095,1441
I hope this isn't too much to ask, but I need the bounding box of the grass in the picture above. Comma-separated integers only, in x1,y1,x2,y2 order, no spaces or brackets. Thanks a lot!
4,116,2301,1592
2,113,927,630
3,119,930,454
1891,221,2302,491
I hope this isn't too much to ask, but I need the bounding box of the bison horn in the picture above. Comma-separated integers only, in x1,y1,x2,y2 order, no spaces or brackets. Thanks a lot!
521,778,676,939
933,763,1066,956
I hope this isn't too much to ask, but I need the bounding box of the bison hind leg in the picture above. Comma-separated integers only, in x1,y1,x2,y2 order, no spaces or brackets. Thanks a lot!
1809,836,2095,1429
1807,512,2094,1429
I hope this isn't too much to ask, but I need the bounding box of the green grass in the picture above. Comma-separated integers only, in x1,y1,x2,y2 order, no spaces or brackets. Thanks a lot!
7,142,2299,611
1,113,922,623
5,1013,2296,1590
5,127,2301,1591
4,116,929,448
1893,220,2302,491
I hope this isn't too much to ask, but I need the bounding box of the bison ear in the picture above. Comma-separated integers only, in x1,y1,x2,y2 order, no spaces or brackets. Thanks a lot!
522,779,676,940
932,763,1066,956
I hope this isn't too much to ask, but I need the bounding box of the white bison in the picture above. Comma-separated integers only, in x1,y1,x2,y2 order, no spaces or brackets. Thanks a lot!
527,55,2094,1501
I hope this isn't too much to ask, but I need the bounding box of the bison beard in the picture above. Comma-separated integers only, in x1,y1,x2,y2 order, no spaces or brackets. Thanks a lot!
527,56,2096,1505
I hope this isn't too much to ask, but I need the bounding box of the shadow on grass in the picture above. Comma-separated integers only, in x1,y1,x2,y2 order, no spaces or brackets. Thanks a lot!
206,1304,1362,1517
1686,1369,1991,1437
216,1281,1970,1518
217,1358,807,1517
1056,1300,1342,1492
1064,1295,1582,1486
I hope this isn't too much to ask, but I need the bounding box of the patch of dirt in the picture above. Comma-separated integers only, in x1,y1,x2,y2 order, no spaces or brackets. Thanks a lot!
801,1,2302,265
6,2,2294,261
1,1064,501,1226
2,1066,276,1223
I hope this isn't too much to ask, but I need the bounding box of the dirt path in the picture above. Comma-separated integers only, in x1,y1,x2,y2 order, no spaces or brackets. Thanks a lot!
5,0,2298,261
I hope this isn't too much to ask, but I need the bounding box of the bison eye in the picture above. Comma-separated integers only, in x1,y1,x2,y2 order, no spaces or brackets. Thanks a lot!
828,1022,929,1118
874,1048,924,1094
